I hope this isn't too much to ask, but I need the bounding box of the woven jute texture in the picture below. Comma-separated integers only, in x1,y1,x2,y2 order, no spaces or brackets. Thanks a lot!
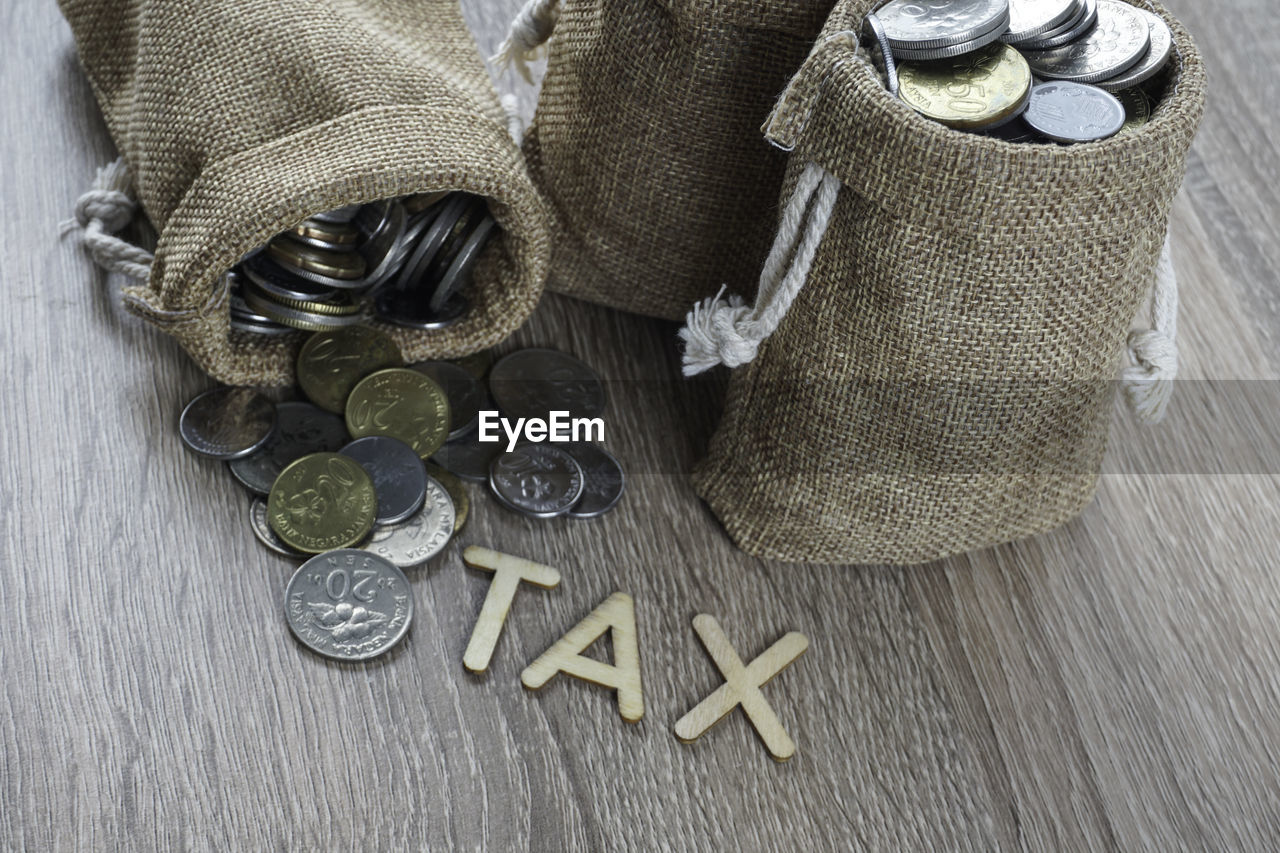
523,0,837,320
60,0,550,386
693,0,1206,565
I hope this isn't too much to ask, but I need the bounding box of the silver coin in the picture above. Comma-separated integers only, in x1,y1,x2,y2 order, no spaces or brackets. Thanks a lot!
360,478,455,568
412,361,485,439
179,386,276,460
240,288,364,329
891,12,1009,61
284,549,413,661
356,201,407,289
430,433,500,483
228,401,349,495
489,444,585,519
374,290,469,331
1023,80,1125,142
1023,0,1149,83
863,13,900,97
1095,8,1172,92
249,498,306,557
230,316,298,337
488,348,607,421
394,194,470,292
563,442,625,519
878,0,1009,50
429,213,495,313
310,204,362,225
1013,0,1095,49
1005,0,1079,42
241,255,340,303
339,436,428,526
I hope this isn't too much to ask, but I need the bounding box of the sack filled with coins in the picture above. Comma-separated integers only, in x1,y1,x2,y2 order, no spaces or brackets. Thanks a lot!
59,0,550,386
681,0,1206,564
494,0,836,319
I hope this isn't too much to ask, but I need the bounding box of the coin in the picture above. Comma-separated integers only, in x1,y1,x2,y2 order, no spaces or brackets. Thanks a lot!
563,442,625,519
1116,85,1154,135
249,498,306,557
267,452,378,554
1005,0,1078,42
296,326,403,414
878,0,1010,50
1015,0,1095,49
228,401,349,495
1023,81,1125,142
284,549,413,661
429,212,495,313
863,13,900,97
899,43,1032,130
339,435,428,525
241,254,340,303
394,194,470,292
983,114,1041,142
1095,8,1172,93
488,348,608,421
179,386,277,460
489,444,585,519
240,289,365,331
360,478,455,568
411,361,485,439
345,368,451,459
426,462,469,532
310,205,362,225
267,235,367,282
374,289,469,331
290,219,359,251
1023,0,1150,84
355,201,407,289
452,350,494,380
430,433,500,483
891,17,1010,61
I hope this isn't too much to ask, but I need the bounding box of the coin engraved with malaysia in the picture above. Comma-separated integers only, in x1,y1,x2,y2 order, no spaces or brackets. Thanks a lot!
362,478,456,568
488,348,607,421
1117,85,1154,135
564,442,626,519
228,401,348,495
249,498,304,557
899,43,1032,130
878,0,1010,50
1023,0,1150,84
345,368,451,459
426,462,469,532
339,436,428,526
1024,81,1125,142
267,452,377,554
1095,8,1173,93
179,387,277,460
297,326,402,414
285,550,413,661
489,445,585,518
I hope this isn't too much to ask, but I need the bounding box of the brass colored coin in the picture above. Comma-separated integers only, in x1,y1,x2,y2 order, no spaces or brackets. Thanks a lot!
899,43,1033,131
267,235,367,281
1116,85,1154,136
290,219,359,249
297,326,403,414
255,288,362,316
267,452,377,554
426,462,469,533
346,368,452,459
240,286,364,331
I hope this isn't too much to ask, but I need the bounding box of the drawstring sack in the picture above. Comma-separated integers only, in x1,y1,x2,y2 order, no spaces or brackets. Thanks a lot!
685,0,1205,565
496,0,839,320
59,0,550,386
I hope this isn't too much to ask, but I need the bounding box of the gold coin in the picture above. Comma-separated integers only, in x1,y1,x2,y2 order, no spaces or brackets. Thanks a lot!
346,368,451,459
426,462,469,533
267,235,367,280
1116,86,1154,137
898,43,1033,130
290,219,358,247
267,453,377,554
297,326,403,414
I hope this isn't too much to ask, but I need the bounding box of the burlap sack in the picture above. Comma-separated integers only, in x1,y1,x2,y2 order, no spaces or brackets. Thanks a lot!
60,0,550,386
508,0,836,319
688,0,1206,565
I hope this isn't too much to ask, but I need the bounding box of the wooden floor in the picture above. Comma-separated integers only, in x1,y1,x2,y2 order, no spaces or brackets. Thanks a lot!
4,1,1279,849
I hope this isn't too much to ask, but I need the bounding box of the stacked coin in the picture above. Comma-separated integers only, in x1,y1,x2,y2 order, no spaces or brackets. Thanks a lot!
177,329,623,659
228,191,497,336
866,0,1173,143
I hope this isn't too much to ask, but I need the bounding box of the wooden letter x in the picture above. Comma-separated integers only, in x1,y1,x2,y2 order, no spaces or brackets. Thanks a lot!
673,614,809,761
521,592,644,723
462,546,561,673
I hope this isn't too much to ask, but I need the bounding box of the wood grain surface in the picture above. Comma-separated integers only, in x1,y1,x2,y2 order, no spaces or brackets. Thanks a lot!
3,0,1279,849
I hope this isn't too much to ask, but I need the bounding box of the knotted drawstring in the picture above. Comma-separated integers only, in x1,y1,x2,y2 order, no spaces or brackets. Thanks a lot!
679,161,841,376
1120,234,1179,424
60,157,153,281
491,0,561,84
